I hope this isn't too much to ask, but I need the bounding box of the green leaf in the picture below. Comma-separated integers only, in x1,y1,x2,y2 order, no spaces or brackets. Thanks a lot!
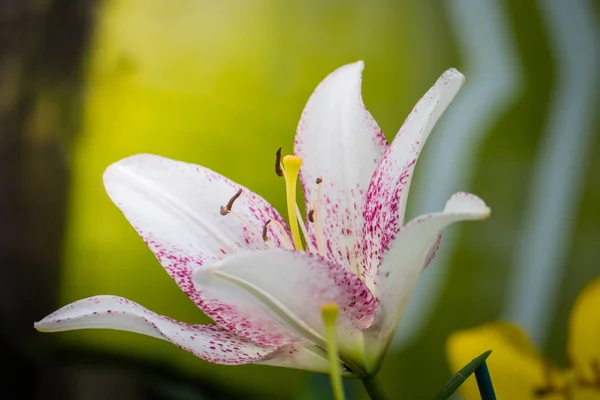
432,350,492,400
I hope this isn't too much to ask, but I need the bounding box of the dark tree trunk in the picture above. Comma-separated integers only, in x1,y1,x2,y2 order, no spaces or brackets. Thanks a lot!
0,1,96,398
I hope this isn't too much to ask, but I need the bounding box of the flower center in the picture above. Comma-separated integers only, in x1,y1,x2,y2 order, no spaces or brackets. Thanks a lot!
278,150,326,255
219,148,327,255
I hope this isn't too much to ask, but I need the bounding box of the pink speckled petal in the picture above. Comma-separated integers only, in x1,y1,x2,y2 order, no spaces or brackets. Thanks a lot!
366,193,489,355
363,69,465,288
294,61,387,277
103,154,290,313
192,249,376,356
34,295,274,365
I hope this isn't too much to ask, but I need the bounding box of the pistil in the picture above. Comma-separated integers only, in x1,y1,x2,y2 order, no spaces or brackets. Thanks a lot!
282,155,304,250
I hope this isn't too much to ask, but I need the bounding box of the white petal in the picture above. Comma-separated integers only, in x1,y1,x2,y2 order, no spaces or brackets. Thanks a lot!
192,249,376,358
295,61,388,278
363,69,465,287
34,295,274,365
365,193,490,357
103,154,289,311
257,344,336,375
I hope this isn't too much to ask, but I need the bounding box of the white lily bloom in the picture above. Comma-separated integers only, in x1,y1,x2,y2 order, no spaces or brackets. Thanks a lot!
35,61,490,378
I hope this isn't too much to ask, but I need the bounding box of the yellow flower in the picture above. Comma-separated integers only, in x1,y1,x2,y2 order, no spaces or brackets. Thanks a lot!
446,278,600,400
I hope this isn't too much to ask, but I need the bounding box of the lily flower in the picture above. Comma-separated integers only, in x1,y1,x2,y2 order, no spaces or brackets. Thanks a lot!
447,277,600,399
36,61,490,379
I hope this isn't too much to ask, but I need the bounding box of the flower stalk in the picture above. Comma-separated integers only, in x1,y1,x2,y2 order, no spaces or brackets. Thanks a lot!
362,375,388,400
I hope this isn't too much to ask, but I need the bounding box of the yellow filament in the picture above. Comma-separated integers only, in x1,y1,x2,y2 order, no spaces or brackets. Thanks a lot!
282,155,304,250
313,178,327,256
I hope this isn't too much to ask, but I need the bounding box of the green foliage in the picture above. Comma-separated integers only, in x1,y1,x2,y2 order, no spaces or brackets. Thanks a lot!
433,351,491,400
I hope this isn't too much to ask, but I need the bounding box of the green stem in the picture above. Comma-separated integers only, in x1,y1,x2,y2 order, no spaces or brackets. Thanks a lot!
362,375,388,400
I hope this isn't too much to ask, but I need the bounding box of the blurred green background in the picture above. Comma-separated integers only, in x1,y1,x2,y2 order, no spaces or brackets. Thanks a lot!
1,0,599,399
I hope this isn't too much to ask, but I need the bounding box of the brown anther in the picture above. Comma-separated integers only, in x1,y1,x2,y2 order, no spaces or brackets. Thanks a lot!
316,177,323,184
220,189,242,216
275,147,283,177
308,209,315,223
262,219,272,241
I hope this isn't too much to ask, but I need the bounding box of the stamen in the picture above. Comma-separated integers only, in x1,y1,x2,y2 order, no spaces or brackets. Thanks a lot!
262,219,271,241
220,188,242,215
313,177,327,256
296,205,317,254
237,193,294,249
265,219,295,250
218,189,276,248
275,147,284,177
227,210,275,249
282,155,304,250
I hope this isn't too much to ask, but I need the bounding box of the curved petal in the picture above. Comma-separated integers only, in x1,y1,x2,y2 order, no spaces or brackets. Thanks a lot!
34,295,274,365
192,249,376,360
446,322,565,400
569,277,600,383
294,61,388,277
103,154,290,311
363,69,465,286
364,192,490,359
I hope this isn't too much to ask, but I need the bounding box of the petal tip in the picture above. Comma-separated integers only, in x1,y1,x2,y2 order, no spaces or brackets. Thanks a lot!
339,60,364,73
445,192,490,219
326,60,366,86
34,318,55,332
435,68,466,97
442,68,465,82
351,59,365,70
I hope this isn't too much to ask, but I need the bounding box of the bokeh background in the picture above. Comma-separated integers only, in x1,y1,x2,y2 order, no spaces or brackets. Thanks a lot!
1,0,599,399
